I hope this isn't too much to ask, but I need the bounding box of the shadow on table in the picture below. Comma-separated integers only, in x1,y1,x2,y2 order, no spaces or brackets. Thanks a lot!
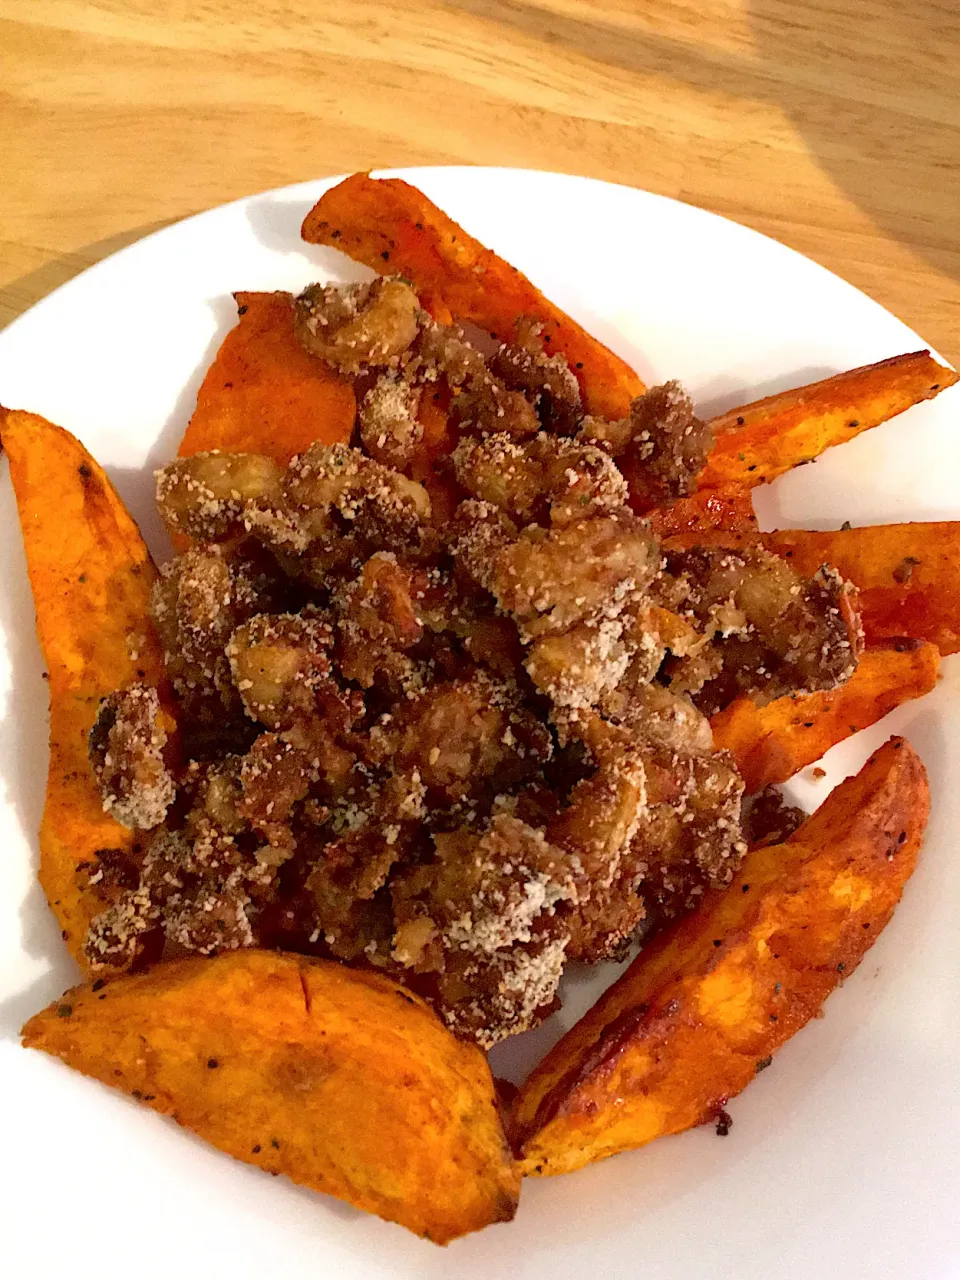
449,0,960,286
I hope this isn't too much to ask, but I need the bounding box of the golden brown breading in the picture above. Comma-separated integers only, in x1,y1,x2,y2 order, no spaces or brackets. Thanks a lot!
358,371,425,469
452,432,627,526
89,277,870,1048
88,683,176,830
392,814,578,1046
155,452,283,543
150,543,286,722
490,316,582,435
226,608,338,729
294,277,421,373
580,381,713,509
662,544,860,714
489,514,659,639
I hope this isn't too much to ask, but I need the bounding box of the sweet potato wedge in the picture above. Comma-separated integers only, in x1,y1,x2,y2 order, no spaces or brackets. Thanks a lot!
178,291,356,464
22,950,520,1243
510,738,928,1176
645,483,757,537
711,640,939,792
765,523,960,655
1,408,168,967
699,352,957,491
301,173,644,419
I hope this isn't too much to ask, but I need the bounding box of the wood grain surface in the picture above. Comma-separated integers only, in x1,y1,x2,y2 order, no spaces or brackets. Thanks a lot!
1,0,958,361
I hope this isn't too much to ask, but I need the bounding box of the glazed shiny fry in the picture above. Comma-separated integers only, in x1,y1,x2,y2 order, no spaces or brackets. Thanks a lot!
301,173,644,419
510,738,928,1177
1,408,169,968
765,522,960,655
711,640,939,792
179,292,356,464
699,351,957,490
22,950,520,1243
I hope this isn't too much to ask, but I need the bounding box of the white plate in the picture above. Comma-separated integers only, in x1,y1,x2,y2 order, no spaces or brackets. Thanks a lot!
1,168,958,1280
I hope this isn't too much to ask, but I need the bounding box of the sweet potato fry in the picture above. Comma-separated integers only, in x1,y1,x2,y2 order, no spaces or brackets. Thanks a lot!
301,173,644,419
22,950,520,1243
711,640,939,792
1,408,168,967
765,523,960,655
699,352,957,491
645,484,757,537
510,738,928,1176
178,292,356,464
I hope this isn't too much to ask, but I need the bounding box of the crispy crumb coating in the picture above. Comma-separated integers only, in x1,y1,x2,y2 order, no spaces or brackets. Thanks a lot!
88,683,175,830
86,278,862,1042
294,277,421,373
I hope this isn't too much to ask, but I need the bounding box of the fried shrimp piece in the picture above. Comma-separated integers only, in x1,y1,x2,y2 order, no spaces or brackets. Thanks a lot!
333,552,482,695
334,551,425,689
162,871,258,955
302,772,427,962
490,316,582,435
155,452,284,542
663,544,861,714
452,432,627,526
525,620,632,713
489,514,660,638
294,277,421,373
631,745,746,914
83,817,258,971
392,814,579,1046
453,377,541,442
358,371,424,469
570,695,747,918
88,683,176,830
386,673,552,804
226,608,338,729
283,441,431,544
243,442,433,586
150,543,286,721
447,499,519,591
414,318,489,386
547,745,648,960
528,606,704,724
140,823,264,956
453,434,544,521
238,732,316,848
580,382,713,509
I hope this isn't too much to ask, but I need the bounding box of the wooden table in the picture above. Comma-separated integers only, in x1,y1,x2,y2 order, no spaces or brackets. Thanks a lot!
2,0,958,361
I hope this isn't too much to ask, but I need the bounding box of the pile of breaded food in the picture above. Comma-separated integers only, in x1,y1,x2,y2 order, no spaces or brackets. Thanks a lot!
84,274,858,1047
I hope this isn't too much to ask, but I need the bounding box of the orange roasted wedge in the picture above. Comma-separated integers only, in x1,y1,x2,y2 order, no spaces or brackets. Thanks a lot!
511,738,928,1176
301,173,645,419
179,291,356,464
700,351,956,490
645,483,758,537
22,951,521,1243
766,522,960,655
712,640,939,791
1,408,170,967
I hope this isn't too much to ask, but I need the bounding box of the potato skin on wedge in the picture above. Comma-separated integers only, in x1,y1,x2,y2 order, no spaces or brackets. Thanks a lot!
1,407,169,968
510,738,928,1176
22,950,520,1243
